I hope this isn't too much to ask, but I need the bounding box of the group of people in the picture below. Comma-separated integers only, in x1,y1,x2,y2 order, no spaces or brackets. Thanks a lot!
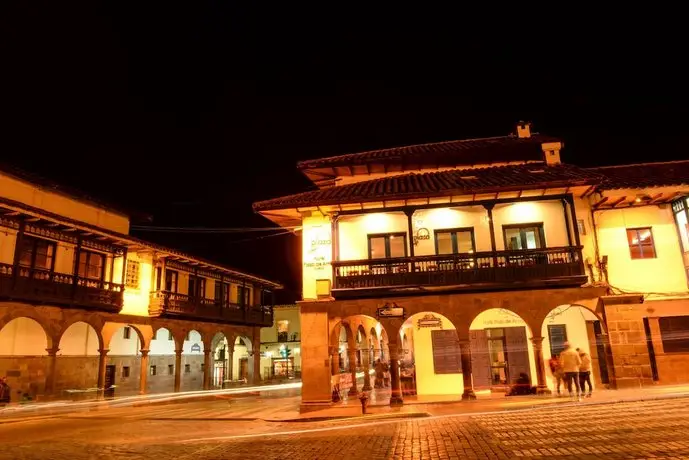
548,342,593,400
374,359,390,388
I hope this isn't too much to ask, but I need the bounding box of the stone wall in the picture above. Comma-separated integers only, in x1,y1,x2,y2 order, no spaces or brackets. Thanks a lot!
603,304,653,388
0,356,47,402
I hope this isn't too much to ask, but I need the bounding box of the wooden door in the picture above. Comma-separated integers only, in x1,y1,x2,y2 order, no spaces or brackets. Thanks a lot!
469,330,491,389
504,326,530,385
239,358,249,381
104,365,116,398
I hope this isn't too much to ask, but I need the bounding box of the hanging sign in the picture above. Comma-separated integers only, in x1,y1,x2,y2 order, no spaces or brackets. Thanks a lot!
190,343,201,353
377,302,405,318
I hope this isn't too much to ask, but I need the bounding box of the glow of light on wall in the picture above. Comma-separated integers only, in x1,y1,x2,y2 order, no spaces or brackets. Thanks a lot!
265,351,272,358
294,348,300,354
362,213,390,232
375,322,382,337
506,202,539,221
425,208,457,228
279,344,286,351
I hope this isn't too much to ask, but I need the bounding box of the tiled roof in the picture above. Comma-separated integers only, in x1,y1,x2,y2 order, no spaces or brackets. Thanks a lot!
253,163,600,211
589,160,689,190
297,134,561,171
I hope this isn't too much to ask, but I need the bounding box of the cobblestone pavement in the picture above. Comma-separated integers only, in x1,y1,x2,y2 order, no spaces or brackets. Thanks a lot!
3,397,689,459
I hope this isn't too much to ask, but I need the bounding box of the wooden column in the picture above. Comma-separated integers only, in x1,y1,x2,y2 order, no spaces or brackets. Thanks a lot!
97,348,109,398
72,236,83,292
202,349,212,390
567,195,582,247
251,335,261,384
139,349,149,394
530,336,551,394
120,248,128,286
347,349,358,396
459,340,477,400
404,208,416,271
12,218,26,286
44,346,59,397
483,204,498,267
561,199,574,247
361,348,372,391
331,214,339,286
174,348,183,392
227,349,234,383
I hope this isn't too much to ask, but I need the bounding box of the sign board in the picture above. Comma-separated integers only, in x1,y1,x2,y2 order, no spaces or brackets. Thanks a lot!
377,303,405,318
431,330,462,374
417,313,443,329
190,343,201,353
303,225,332,271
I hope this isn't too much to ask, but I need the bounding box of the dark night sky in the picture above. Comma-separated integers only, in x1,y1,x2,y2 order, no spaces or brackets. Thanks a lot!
2,4,688,301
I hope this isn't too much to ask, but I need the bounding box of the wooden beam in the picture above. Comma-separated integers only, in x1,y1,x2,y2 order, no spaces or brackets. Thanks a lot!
580,186,596,198
592,197,609,209
648,193,664,204
609,196,627,208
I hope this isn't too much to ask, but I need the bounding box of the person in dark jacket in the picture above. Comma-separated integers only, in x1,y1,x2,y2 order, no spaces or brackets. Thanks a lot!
0,377,10,405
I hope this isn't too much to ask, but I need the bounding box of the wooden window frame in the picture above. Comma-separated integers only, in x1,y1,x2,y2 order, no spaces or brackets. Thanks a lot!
78,250,106,281
659,316,689,353
18,235,57,272
502,223,546,250
215,281,229,305
165,270,179,293
125,260,140,289
433,227,476,255
367,232,408,259
188,275,206,299
626,227,657,260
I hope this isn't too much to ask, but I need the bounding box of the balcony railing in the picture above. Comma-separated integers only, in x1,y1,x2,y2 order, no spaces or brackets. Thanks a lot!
332,246,586,295
149,290,274,327
0,262,123,312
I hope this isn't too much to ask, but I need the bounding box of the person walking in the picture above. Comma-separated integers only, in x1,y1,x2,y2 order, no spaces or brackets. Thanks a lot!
559,342,582,401
577,348,593,398
548,355,563,396
0,377,10,405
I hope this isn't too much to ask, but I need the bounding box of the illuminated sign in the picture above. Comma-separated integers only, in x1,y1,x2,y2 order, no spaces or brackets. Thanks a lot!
303,225,332,270
417,314,443,329
377,302,405,318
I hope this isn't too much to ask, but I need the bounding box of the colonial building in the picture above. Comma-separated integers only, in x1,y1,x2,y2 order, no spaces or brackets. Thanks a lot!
253,122,689,410
259,304,301,381
0,165,281,401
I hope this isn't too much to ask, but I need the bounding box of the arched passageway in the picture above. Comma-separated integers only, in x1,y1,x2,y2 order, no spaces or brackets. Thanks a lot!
148,327,176,393
181,330,204,391
105,324,146,396
56,321,100,397
210,333,229,388
0,317,49,401
233,336,252,383
470,308,535,393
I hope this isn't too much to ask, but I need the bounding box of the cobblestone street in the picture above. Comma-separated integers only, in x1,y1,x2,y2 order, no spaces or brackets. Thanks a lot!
4,397,689,459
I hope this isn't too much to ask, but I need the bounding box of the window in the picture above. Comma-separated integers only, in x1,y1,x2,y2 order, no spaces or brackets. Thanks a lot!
368,233,407,259
18,236,55,271
277,320,289,342
168,364,174,375
123,327,131,339
434,228,475,255
627,228,656,259
168,330,174,341
237,285,251,306
188,276,206,298
165,270,178,292
548,325,568,357
186,331,191,341
184,364,191,374
125,260,140,289
659,316,689,353
215,282,229,305
122,366,130,378
503,224,545,250
78,250,105,280
150,365,157,376
576,219,587,236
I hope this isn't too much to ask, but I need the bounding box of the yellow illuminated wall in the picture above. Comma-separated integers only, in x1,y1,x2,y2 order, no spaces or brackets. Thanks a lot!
0,172,130,234
594,205,687,294
120,251,154,316
302,214,333,300
492,200,570,250
413,206,490,255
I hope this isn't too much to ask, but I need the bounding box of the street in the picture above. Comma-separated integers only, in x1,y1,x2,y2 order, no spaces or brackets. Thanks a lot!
3,397,689,459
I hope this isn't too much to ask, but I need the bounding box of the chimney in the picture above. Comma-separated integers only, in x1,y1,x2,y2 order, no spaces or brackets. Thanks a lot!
516,121,531,138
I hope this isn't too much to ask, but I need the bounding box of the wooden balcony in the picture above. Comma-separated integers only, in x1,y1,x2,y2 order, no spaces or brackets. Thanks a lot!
331,246,587,298
149,290,274,327
0,262,123,312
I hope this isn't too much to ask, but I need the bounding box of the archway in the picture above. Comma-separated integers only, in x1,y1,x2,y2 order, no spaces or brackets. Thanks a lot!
107,324,145,396
56,321,100,395
400,312,463,398
148,327,176,393
0,317,49,401
232,336,252,383
181,330,204,391
470,308,535,393
210,332,229,388
541,304,605,393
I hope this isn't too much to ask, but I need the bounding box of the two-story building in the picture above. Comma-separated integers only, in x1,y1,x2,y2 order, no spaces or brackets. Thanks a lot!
254,123,689,411
0,165,281,401
259,304,301,381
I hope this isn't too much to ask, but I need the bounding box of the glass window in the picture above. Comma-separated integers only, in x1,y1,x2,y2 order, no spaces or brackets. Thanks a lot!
503,225,545,250
188,276,206,298
626,228,656,259
165,270,178,292
125,260,140,288
78,251,104,280
237,285,251,305
675,207,689,253
434,229,475,255
215,282,229,305
659,316,689,353
367,233,407,259
19,236,55,271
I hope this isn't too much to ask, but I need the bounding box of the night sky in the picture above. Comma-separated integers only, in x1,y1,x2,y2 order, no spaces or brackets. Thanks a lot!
2,4,688,301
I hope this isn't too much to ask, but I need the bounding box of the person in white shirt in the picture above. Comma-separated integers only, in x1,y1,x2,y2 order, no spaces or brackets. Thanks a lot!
559,342,582,400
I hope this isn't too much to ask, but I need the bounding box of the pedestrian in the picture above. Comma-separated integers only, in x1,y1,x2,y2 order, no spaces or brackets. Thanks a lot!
559,342,582,401
548,355,563,396
577,348,593,398
374,359,385,389
0,377,10,405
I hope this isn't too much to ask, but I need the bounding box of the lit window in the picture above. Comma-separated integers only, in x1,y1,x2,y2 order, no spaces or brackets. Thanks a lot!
125,260,140,289
78,251,105,280
503,224,545,250
277,320,289,333
150,365,157,376
626,228,656,259
368,233,407,259
434,229,475,255
123,327,131,339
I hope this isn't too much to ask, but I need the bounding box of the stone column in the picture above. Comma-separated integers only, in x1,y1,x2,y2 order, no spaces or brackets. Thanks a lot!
388,344,403,406
203,349,211,390
347,349,358,396
373,348,381,362
459,340,476,400
331,349,340,375
251,336,261,384
227,350,234,383
139,349,149,395
44,346,59,397
97,348,109,397
530,337,551,395
174,349,183,392
362,348,372,391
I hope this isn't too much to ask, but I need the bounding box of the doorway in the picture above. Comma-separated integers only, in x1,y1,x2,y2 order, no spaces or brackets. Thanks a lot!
104,365,116,398
239,358,249,381
592,321,610,384
471,326,531,390
642,318,659,381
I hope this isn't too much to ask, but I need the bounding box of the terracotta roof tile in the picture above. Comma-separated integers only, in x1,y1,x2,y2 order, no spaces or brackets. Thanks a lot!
589,160,689,190
297,134,561,171
253,163,600,211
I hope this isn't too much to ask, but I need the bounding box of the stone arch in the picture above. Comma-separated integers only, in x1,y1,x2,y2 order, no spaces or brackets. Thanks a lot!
0,310,54,350
57,321,100,356
401,311,463,397
233,333,253,382
149,327,176,356
470,307,536,391
330,320,354,349
57,317,104,352
0,316,50,355
102,322,152,352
